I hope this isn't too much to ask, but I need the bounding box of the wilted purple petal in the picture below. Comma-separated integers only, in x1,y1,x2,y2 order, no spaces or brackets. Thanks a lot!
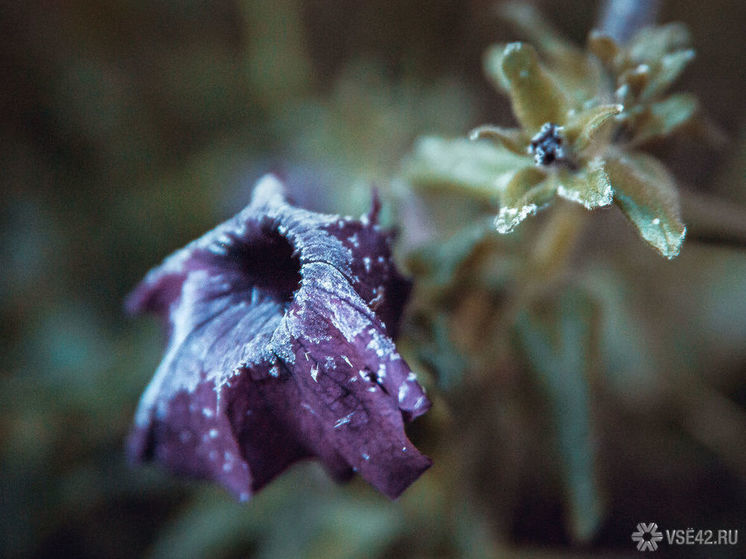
127,174,431,500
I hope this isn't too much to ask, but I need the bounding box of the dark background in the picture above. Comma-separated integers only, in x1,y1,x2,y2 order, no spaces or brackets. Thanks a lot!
2,1,745,557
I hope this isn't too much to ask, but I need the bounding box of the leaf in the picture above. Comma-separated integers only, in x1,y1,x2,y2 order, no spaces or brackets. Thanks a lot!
606,152,686,258
499,1,600,101
483,44,511,93
495,166,553,234
627,22,691,63
618,64,652,100
403,136,531,200
587,31,621,67
632,93,698,146
500,42,569,132
566,104,623,153
469,125,526,155
515,288,605,543
555,158,613,209
499,1,578,58
642,49,695,101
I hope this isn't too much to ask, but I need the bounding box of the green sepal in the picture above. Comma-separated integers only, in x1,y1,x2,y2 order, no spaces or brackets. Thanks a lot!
606,152,686,259
627,22,691,63
499,1,580,60
641,49,695,101
499,2,601,102
555,158,613,210
483,44,511,93
618,64,652,100
500,42,569,132
566,104,623,154
632,93,698,146
587,31,621,68
468,125,527,155
403,136,531,200
495,166,553,234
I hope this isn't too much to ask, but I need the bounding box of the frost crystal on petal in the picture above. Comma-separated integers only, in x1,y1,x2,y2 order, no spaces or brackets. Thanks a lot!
127,174,431,500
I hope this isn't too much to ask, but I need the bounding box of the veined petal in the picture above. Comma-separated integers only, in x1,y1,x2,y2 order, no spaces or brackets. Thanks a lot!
282,263,430,497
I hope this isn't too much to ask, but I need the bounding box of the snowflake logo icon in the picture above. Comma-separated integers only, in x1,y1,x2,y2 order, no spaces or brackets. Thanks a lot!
631,522,663,551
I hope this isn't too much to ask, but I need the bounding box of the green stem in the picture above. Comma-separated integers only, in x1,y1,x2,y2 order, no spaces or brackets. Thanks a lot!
530,201,588,277
494,201,588,346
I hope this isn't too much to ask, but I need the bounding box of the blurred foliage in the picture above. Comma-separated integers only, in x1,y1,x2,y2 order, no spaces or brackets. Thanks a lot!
2,1,746,558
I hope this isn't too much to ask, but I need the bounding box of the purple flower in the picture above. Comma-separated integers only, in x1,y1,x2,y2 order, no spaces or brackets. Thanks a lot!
126,175,431,501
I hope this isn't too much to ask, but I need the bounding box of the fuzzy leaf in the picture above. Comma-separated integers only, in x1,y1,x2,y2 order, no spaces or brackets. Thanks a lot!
587,31,621,67
642,49,695,100
500,2,600,101
633,93,698,145
483,44,511,93
495,166,552,234
606,152,686,258
468,125,526,155
628,22,691,63
567,104,623,153
618,64,652,100
403,136,530,200
555,158,613,209
500,42,569,132
499,2,578,59
499,2,586,70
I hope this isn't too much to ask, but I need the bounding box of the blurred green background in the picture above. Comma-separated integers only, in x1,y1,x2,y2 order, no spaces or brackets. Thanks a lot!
2,1,745,557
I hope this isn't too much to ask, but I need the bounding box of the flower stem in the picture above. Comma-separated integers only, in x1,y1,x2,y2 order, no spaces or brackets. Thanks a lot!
530,201,587,278
494,202,588,342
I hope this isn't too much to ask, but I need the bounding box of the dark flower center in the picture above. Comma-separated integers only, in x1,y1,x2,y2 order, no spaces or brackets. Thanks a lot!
224,226,301,304
529,122,566,166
